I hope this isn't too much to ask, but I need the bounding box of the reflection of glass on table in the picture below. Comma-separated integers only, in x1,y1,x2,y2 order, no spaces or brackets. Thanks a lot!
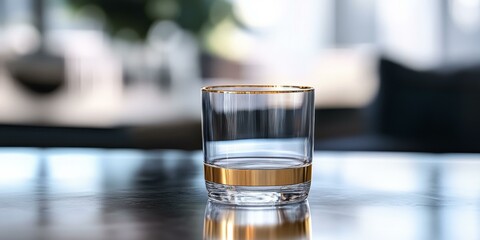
203,200,311,240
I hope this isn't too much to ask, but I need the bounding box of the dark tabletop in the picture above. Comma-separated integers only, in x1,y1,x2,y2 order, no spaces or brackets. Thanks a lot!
0,148,479,240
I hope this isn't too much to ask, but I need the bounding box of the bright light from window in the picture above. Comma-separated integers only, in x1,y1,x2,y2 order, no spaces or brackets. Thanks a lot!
341,152,425,192
47,150,102,179
358,206,426,240
451,0,480,31
46,149,103,192
0,149,39,185
442,154,480,198
442,206,479,239
233,0,286,29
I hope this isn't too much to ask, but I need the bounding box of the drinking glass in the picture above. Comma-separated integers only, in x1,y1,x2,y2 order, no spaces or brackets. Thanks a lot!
202,85,314,205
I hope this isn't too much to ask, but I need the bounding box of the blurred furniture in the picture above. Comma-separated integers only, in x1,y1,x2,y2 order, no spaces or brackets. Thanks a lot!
4,57,480,152
316,58,480,153
6,0,66,95
0,148,478,239
0,121,202,150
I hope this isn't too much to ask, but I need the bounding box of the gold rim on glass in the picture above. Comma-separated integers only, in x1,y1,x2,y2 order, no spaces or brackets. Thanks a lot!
202,85,314,94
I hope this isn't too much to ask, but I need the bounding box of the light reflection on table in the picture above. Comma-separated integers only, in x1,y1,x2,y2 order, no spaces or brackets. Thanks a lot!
0,148,479,240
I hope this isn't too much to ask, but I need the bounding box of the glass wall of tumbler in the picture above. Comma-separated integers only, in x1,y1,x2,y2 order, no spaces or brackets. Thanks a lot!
202,85,315,205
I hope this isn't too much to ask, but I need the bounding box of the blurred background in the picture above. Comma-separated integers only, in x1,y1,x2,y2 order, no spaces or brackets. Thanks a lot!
0,0,479,151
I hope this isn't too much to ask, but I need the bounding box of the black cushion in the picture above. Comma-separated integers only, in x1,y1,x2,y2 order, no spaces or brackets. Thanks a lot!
374,58,480,142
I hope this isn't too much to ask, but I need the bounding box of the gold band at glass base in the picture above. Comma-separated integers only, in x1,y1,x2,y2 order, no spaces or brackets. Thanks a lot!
204,163,312,186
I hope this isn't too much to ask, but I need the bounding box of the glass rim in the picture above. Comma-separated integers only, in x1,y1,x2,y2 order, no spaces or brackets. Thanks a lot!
202,85,314,94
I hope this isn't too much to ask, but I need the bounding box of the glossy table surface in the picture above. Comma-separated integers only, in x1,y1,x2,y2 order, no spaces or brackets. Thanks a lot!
0,148,479,240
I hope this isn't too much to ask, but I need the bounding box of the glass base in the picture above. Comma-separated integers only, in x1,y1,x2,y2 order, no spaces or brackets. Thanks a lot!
206,181,310,206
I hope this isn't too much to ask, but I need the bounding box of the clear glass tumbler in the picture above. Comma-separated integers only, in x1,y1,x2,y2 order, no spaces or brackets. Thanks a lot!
202,85,314,205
